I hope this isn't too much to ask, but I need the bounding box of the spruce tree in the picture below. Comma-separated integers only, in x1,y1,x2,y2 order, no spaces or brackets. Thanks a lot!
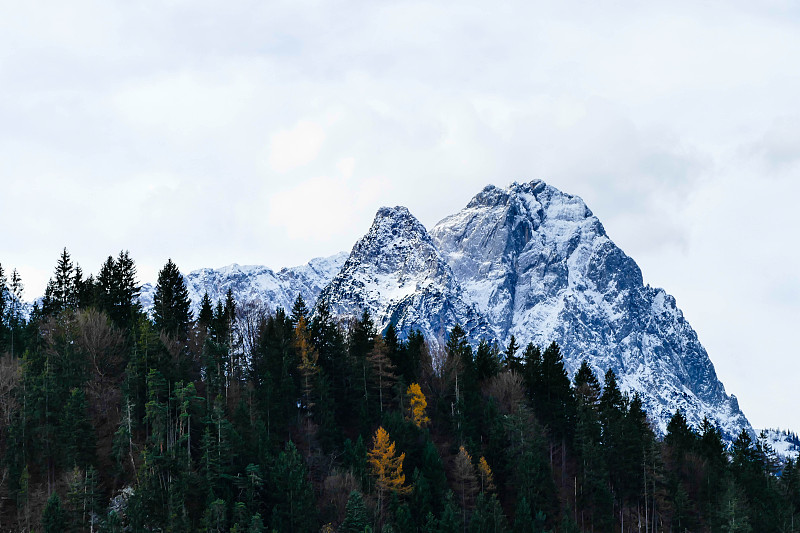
42,248,79,315
42,491,66,533
153,258,192,339
537,341,575,440
270,441,316,532
474,339,500,381
521,343,542,400
340,490,369,533
199,292,214,332
504,334,521,373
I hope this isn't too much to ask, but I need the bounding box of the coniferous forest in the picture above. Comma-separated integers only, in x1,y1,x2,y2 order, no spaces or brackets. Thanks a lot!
1,249,799,532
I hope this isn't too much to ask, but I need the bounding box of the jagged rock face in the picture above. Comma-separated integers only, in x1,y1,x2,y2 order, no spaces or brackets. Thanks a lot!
135,181,751,440
317,206,490,347
139,252,347,314
431,181,749,439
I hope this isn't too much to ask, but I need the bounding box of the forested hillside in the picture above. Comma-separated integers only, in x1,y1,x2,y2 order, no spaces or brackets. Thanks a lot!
0,249,797,532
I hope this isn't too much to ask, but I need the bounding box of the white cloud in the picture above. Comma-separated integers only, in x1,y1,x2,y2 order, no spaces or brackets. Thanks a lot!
267,120,327,173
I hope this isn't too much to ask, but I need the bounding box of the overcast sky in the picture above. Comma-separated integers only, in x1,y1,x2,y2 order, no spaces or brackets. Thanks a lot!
2,0,799,433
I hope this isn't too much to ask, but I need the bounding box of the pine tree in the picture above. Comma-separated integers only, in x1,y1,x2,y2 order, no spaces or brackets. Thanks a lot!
270,440,316,532
340,490,369,533
198,292,214,332
5,269,24,356
289,294,309,326
538,341,575,441
42,248,79,315
474,339,500,381
521,343,542,400
512,496,533,533
438,491,464,533
0,263,6,351
42,491,66,533
295,315,319,448
504,335,521,373
469,491,507,533
61,387,96,468
153,259,192,339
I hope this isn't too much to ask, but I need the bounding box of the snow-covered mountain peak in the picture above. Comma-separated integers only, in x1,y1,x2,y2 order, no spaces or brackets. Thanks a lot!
430,180,749,440
317,205,490,346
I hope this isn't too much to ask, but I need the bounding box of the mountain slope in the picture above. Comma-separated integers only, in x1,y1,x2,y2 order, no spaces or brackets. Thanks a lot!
140,252,347,314
430,181,749,439
317,206,491,347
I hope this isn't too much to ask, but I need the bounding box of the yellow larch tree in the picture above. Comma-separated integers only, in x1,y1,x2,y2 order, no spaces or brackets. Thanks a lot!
477,456,496,493
368,426,411,513
405,382,430,428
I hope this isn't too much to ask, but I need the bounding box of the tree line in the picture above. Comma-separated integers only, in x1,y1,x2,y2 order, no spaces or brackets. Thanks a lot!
0,248,797,532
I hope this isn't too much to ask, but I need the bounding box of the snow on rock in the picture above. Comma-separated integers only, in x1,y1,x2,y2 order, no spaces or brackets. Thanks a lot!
429,181,751,440
317,206,491,350
139,252,348,315
761,428,800,461
136,180,755,443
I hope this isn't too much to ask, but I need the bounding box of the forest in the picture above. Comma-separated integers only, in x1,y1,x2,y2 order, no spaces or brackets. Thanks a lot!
0,248,798,532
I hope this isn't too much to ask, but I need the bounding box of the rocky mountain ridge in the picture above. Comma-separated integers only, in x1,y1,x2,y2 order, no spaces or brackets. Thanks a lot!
136,180,752,441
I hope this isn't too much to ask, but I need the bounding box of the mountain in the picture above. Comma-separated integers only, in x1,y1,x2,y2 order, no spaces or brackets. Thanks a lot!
134,181,751,440
319,181,750,440
316,206,491,346
139,252,347,315
430,181,749,438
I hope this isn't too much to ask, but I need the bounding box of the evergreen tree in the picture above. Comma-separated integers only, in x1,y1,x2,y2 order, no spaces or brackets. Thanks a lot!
153,258,192,339
521,343,542,401
198,292,214,332
474,339,500,382
42,248,79,315
469,491,507,533
270,441,316,532
504,335,521,373
289,294,309,326
537,342,575,441
42,491,66,533
340,490,369,533
5,268,25,356
61,387,96,469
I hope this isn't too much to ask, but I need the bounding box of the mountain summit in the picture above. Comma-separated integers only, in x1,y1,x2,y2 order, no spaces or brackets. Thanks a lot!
317,205,491,345
319,181,750,439
138,181,751,440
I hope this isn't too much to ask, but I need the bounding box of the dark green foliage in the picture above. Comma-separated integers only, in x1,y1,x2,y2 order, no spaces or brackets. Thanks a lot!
504,335,521,373
474,339,500,382
536,342,576,441
42,491,66,533
153,258,192,339
42,248,80,315
4,255,798,533
340,490,369,533
96,250,142,330
61,387,96,468
469,491,508,532
438,491,464,533
269,441,316,532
